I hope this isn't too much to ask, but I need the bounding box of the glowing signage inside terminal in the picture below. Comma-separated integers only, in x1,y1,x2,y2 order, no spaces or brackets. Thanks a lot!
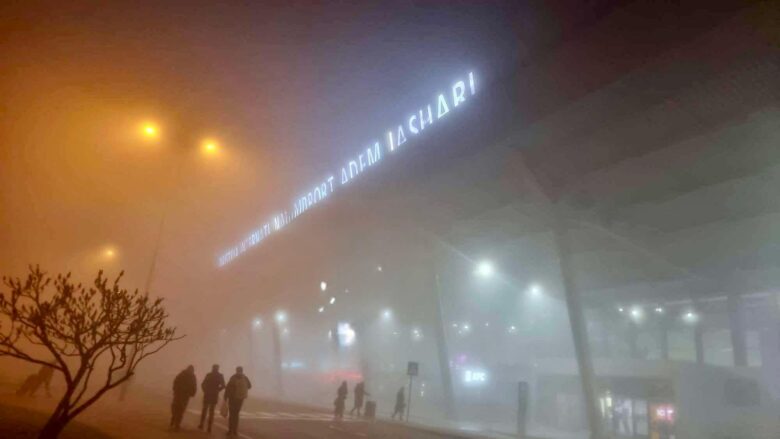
217,71,477,267
463,369,488,385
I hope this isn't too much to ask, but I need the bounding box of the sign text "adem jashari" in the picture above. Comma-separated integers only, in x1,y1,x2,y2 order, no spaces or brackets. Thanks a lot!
217,71,477,267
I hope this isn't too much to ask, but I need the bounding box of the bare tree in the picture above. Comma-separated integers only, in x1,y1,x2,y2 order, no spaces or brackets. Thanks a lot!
0,266,181,438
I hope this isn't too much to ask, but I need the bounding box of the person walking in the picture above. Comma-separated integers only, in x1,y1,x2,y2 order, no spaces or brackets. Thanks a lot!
16,371,41,397
198,364,226,433
33,365,54,397
391,387,406,420
333,381,348,420
349,381,369,417
224,366,252,437
170,365,197,431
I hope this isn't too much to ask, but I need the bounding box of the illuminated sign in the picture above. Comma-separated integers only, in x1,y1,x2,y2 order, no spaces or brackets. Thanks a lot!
217,71,478,266
655,405,675,422
281,360,306,370
463,369,488,385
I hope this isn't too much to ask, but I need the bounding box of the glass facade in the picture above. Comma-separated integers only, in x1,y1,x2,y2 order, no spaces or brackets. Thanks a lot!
208,3,780,439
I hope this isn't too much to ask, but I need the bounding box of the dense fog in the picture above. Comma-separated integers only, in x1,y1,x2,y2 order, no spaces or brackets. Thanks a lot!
2,2,780,439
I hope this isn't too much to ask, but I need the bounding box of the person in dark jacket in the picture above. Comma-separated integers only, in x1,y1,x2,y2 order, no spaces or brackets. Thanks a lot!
224,366,252,437
349,381,370,416
170,365,197,431
198,364,226,432
333,381,348,420
391,387,406,420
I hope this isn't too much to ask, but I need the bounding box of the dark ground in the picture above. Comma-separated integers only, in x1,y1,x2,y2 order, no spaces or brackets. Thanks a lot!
0,381,494,439
0,403,112,439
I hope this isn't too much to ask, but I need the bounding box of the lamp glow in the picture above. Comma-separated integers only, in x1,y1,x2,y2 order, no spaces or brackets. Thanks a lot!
140,122,159,139
475,261,494,278
201,139,219,155
630,306,644,322
683,311,699,323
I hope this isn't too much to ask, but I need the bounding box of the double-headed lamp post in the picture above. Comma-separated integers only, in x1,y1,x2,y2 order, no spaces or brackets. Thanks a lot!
138,121,222,294
117,121,222,400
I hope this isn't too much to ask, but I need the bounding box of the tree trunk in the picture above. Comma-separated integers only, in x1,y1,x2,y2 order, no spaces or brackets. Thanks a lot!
38,415,69,439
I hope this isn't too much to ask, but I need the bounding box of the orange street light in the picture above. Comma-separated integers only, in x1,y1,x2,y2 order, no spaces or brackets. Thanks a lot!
140,122,159,140
103,246,117,259
201,139,220,156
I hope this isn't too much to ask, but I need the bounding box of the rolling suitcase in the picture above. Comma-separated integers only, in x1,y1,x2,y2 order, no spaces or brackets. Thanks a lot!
364,400,377,419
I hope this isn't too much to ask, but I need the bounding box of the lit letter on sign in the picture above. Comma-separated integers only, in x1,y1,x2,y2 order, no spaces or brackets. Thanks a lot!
437,94,450,118
216,70,477,266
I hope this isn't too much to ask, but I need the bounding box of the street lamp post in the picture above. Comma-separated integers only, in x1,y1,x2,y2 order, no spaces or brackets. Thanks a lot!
139,124,221,294
143,158,185,294
120,122,221,400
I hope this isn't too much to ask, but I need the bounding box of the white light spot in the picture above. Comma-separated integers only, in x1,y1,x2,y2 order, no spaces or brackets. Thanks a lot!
475,261,494,278
337,322,356,347
683,311,699,323
630,306,644,322
463,369,488,385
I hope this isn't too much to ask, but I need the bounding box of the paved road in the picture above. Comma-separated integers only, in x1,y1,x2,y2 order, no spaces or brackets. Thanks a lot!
185,399,461,439
1,380,473,439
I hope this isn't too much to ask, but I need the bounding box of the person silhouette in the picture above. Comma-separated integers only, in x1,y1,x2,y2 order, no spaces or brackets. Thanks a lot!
224,366,252,437
350,381,370,416
333,381,348,420
34,365,54,397
391,387,406,420
198,364,226,433
170,365,197,431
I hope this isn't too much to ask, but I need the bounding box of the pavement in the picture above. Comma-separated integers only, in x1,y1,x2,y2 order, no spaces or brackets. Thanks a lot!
0,380,495,439
180,397,497,439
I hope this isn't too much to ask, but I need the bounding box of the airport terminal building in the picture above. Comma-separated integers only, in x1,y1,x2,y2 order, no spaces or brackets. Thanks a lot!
211,3,780,438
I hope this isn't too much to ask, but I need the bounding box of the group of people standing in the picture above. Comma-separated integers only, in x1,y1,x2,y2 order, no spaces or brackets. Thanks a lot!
170,364,252,437
333,381,407,421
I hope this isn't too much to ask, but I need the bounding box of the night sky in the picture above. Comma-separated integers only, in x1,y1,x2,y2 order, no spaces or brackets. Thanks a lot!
0,1,523,291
